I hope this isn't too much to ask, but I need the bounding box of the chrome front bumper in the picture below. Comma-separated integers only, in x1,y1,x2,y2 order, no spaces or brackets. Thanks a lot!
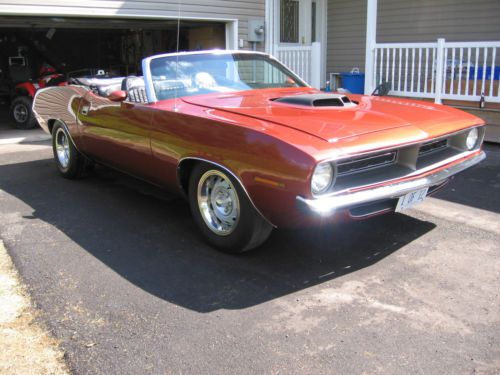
296,151,485,215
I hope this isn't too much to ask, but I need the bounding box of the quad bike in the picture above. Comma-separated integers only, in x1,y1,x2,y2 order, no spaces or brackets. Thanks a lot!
10,65,67,129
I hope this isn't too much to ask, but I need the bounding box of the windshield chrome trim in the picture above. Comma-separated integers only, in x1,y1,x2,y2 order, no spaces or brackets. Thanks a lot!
142,56,156,103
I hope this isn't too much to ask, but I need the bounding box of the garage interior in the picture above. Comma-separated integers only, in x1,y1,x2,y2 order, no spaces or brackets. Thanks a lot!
0,16,226,113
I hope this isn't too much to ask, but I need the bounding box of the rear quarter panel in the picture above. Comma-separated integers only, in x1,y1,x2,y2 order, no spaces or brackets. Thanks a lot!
33,86,87,147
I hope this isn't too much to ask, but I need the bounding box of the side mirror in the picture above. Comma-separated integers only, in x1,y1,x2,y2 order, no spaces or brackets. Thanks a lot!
108,90,127,102
371,81,391,96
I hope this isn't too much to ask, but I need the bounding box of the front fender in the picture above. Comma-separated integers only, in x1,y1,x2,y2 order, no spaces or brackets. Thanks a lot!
151,107,316,227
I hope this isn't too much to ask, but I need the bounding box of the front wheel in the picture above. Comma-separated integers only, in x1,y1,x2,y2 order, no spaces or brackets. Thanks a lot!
10,96,38,129
188,164,273,253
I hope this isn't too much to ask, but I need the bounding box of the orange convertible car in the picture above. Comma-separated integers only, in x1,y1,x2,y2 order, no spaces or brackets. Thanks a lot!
33,50,485,253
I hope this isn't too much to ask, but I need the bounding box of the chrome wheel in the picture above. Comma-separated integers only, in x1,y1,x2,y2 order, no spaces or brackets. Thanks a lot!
197,170,240,236
13,103,28,123
55,128,70,168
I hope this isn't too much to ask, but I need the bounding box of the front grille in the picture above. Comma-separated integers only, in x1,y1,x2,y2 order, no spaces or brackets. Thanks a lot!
327,127,483,196
419,139,448,156
337,151,397,176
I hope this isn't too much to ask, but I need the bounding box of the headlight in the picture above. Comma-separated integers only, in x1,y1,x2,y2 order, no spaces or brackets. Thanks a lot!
466,128,479,150
311,162,334,195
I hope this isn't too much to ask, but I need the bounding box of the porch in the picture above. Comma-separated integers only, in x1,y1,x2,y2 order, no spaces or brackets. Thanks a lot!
364,0,500,142
267,0,500,142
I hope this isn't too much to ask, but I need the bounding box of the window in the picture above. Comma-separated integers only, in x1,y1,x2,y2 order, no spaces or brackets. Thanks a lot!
280,0,299,43
148,53,306,100
311,1,317,42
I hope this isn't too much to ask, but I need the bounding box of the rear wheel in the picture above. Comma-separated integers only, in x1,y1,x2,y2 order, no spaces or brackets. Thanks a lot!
188,163,273,253
51,121,90,179
10,96,38,129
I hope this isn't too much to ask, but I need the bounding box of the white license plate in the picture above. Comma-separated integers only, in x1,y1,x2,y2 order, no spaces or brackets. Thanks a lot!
395,187,429,212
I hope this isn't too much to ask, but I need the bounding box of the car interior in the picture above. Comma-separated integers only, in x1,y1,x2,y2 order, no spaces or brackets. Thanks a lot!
72,75,148,103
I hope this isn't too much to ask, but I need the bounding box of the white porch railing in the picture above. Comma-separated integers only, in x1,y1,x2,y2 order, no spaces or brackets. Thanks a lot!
274,42,321,89
371,39,500,103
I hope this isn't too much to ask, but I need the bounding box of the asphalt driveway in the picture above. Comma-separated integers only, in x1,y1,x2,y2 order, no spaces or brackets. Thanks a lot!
0,120,499,374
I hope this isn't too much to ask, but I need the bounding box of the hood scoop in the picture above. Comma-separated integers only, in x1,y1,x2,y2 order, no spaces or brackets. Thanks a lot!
273,93,357,108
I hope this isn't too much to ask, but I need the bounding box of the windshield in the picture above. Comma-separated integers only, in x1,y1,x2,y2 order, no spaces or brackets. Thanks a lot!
148,52,307,101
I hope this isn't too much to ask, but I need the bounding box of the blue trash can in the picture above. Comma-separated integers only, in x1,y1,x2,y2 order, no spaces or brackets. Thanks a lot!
340,68,365,94
469,66,500,80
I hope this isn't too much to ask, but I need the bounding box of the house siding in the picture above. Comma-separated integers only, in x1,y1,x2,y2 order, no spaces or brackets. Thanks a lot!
326,0,367,75
0,0,265,50
327,0,500,75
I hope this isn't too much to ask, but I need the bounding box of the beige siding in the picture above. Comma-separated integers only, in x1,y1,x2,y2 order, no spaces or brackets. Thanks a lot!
377,0,500,43
326,0,367,75
327,0,500,75
0,0,265,49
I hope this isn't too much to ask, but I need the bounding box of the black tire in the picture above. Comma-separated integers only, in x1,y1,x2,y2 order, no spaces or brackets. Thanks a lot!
51,121,90,179
188,163,273,253
10,96,38,129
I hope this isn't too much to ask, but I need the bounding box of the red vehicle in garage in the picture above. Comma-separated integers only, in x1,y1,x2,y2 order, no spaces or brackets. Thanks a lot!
10,65,66,129
32,50,486,253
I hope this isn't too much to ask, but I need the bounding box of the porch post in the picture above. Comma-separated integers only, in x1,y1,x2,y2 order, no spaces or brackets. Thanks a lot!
265,0,274,54
434,38,446,104
364,0,377,95
311,42,322,89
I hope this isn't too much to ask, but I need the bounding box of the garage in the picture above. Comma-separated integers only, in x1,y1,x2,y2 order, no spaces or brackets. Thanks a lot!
0,16,228,75
0,14,237,128
0,0,263,128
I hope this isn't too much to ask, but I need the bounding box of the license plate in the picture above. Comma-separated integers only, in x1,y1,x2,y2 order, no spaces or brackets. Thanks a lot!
395,187,429,212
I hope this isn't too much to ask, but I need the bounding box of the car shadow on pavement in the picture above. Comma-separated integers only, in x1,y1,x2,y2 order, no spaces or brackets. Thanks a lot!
0,157,436,313
431,143,500,214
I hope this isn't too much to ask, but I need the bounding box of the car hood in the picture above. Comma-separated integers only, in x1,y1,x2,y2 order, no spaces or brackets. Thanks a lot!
182,88,482,142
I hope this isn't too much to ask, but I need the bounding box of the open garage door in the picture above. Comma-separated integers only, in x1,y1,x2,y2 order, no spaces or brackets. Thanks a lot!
0,15,231,128
0,16,228,81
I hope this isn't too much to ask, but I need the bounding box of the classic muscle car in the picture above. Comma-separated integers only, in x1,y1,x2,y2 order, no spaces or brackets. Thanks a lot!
33,50,486,253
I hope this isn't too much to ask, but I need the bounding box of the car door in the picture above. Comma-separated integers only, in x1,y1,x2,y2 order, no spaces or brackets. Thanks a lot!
77,91,156,181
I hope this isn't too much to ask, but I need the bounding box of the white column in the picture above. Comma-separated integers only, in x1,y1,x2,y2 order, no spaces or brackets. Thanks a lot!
320,0,328,88
265,0,274,54
311,42,322,89
364,0,377,95
434,38,446,104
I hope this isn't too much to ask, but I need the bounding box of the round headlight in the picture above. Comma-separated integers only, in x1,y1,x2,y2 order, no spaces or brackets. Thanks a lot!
466,128,479,150
311,162,334,195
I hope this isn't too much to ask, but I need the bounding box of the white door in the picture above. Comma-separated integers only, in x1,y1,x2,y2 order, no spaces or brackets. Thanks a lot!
271,0,326,87
278,0,323,46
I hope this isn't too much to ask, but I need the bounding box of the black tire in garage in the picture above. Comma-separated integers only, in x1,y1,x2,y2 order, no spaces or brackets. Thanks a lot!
10,96,38,129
